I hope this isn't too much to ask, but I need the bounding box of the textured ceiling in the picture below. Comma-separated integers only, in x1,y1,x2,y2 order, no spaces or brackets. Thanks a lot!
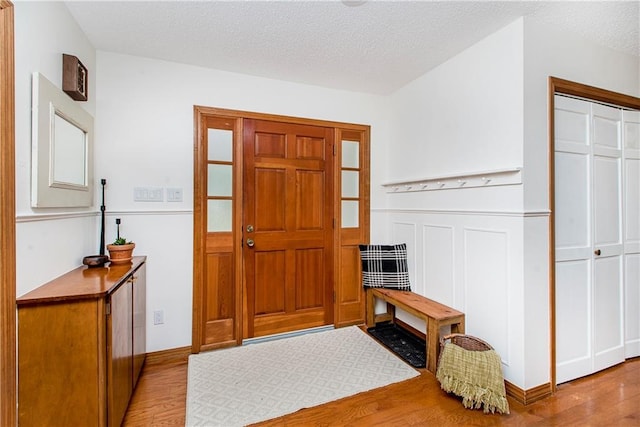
65,1,640,95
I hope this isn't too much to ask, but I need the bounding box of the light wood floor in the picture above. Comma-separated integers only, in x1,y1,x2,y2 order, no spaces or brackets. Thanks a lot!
124,341,640,426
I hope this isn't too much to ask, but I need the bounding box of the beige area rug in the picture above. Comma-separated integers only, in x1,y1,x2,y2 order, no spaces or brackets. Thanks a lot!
186,326,419,426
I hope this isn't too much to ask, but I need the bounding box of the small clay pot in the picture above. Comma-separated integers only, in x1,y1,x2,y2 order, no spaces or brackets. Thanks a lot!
107,243,135,265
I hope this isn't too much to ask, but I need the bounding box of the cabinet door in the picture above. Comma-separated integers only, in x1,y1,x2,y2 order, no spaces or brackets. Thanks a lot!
133,263,146,385
107,279,133,427
18,300,104,426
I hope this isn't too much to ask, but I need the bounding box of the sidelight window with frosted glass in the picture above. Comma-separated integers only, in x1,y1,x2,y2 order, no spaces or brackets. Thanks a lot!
341,139,360,228
207,128,233,232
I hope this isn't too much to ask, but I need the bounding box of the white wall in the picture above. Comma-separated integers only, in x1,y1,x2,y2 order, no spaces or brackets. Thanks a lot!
384,15,640,391
385,19,529,386
388,18,524,212
14,2,98,296
95,51,390,351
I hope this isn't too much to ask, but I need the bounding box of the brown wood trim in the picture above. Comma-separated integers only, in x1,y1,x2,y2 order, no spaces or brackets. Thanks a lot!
144,346,191,367
547,76,640,392
191,107,206,354
549,77,640,110
194,105,370,132
0,2,15,426
547,78,557,392
233,117,243,346
505,381,552,405
361,127,371,240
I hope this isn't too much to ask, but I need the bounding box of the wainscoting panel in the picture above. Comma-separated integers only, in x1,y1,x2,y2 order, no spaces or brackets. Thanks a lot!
383,209,523,378
391,222,418,292
423,225,454,306
464,228,510,366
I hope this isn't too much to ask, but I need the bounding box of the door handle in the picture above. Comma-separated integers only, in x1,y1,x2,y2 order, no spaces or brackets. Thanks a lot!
594,249,601,256
246,238,255,247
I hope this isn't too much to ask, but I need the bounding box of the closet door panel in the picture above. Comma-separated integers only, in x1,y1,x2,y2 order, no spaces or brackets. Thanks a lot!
591,103,624,373
593,255,624,371
555,95,626,383
624,110,640,357
556,259,591,383
624,254,640,357
555,151,589,256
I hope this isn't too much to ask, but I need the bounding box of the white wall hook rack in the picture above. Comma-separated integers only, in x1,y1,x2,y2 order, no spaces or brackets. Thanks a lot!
383,167,522,193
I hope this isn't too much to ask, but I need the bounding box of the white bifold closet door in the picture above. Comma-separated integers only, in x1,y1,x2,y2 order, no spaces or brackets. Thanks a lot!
554,95,640,384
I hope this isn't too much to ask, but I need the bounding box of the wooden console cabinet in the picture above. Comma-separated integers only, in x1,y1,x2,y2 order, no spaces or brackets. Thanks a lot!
17,256,146,427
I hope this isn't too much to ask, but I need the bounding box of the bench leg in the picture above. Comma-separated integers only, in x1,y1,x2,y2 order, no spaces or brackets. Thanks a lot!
386,302,396,324
366,288,375,328
426,319,440,374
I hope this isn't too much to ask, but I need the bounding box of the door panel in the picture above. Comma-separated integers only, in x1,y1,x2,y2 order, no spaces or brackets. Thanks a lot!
107,281,133,427
254,250,286,315
554,95,625,383
296,170,324,229
594,255,623,371
593,156,621,248
554,151,589,253
625,159,640,246
556,260,591,383
244,119,334,338
295,248,325,309
624,110,640,358
255,168,286,231
626,254,640,357
591,104,624,370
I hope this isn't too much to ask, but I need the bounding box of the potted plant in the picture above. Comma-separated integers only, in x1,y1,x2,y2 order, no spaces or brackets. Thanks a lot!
107,237,135,264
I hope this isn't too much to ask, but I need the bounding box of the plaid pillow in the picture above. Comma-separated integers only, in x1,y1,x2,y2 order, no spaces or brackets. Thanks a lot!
358,243,411,290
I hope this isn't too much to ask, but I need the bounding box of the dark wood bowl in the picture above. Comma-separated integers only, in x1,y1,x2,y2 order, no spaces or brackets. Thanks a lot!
82,255,109,268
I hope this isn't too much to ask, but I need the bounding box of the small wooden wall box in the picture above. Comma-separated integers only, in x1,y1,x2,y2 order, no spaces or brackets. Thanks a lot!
62,53,88,101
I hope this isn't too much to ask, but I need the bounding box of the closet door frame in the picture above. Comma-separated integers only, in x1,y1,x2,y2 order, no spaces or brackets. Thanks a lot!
548,77,640,391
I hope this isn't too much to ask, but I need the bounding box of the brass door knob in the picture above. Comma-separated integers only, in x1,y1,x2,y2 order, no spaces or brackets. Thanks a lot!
246,238,255,247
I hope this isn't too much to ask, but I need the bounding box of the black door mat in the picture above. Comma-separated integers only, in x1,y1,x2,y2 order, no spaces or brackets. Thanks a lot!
367,322,426,369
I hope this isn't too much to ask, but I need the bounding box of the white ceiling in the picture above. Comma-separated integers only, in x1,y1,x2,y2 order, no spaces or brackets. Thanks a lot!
65,1,640,95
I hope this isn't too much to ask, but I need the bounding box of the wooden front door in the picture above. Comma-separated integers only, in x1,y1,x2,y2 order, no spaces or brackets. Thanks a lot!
243,119,334,338
192,107,369,353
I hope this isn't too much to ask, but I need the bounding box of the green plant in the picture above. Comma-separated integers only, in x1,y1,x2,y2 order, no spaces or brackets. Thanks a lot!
112,237,133,245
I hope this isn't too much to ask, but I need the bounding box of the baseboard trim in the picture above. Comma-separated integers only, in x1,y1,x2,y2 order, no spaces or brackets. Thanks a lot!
144,346,191,367
505,381,552,405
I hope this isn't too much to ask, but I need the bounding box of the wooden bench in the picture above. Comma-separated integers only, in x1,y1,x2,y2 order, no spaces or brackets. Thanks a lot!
366,287,465,374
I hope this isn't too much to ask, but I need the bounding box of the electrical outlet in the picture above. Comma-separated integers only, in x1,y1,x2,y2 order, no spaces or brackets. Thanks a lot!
153,310,164,325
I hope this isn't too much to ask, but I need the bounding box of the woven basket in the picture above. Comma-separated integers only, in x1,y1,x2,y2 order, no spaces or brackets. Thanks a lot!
440,333,493,353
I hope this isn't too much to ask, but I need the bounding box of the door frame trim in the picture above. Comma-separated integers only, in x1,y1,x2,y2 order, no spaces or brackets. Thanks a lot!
0,1,15,424
548,76,640,391
192,106,370,353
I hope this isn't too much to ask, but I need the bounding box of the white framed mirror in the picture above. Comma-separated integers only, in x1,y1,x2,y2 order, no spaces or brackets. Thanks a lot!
31,72,94,207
